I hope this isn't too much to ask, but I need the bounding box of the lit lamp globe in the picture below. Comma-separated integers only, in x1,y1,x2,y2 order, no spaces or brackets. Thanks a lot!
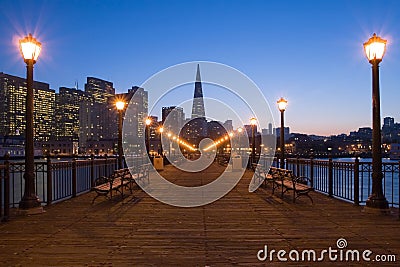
145,118,152,126
159,127,164,133
277,97,288,112
250,117,257,126
363,33,387,64
19,33,41,63
115,101,125,111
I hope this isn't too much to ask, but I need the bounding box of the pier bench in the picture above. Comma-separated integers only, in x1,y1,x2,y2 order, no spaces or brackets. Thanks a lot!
91,164,151,203
126,164,151,188
217,155,229,166
253,165,314,203
271,167,314,203
91,168,132,203
253,164,276,188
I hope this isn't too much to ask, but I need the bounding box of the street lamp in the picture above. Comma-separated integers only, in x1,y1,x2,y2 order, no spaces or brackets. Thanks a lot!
116,100,125,169
237,127,243,154
250,117,257,167
159,126,164,156
363,33,389,211
228,132,234,154
277,97,288,169
19,33,42,210
167,132,172,156
145,117,152,155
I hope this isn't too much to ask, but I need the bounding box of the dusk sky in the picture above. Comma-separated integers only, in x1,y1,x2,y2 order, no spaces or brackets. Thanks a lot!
1,0,400,136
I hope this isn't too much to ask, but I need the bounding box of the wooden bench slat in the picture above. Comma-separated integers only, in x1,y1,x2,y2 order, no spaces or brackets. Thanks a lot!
91,164,151,203
260,166,314,204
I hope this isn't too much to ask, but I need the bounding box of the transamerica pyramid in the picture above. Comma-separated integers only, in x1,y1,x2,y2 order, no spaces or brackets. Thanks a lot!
191,64,206,119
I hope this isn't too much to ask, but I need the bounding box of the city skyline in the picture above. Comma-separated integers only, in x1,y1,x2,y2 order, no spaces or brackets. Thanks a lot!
1,0,400,136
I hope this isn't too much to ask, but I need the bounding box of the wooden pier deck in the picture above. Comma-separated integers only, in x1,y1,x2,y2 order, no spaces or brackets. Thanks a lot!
0,163,399,266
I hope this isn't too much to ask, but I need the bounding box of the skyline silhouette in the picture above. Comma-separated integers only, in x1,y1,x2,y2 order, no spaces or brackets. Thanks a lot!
1,0,400,136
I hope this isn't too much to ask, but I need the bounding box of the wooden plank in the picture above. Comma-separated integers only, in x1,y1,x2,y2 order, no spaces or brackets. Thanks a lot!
0,162,398,266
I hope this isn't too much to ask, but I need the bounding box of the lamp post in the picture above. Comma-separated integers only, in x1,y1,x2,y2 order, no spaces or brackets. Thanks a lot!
19,33,42,209
228,132,234,155
116,100,125,169
237,127,243,155
145,117,152,156
277,97,288,169
363,33,389,211
167,132,172,156
158,126,164,156
250,118,257,167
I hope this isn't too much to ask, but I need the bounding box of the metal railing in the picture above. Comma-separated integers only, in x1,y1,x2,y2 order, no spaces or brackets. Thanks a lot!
1,156,118,221
0,159,10,222
260,156,399,209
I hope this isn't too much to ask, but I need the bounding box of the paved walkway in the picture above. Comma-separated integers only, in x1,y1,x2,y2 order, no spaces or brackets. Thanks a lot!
0,163,399,266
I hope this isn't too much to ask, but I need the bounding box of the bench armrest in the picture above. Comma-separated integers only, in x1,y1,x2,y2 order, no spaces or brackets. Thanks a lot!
94,176,110,186
293,176,312,187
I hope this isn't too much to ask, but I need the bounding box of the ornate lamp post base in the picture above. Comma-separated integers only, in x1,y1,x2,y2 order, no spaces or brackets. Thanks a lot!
19,197,41,209
17,206,44,215
364,195,390,214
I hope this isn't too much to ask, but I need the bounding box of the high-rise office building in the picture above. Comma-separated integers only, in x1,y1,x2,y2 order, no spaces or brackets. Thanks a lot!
207,121,227,140
162,106,185,135
223,120,233,132
382,116,400,143
114,86,148,137
0,72,55,141
55,87,88,140
124,86,148,139
79,101,115,148
384,117,394,128
84,77,115,104
275,127,290,141
105,86,149,155
268,123,273,135
79,77,116,152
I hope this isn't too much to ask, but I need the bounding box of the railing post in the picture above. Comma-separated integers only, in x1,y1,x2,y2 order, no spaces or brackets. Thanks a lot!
328,156,333,197
354,157,360,206
46,156,52,205
104,154,108,177
310,157,314,188
2,154,10,222
91,154,95,187
0,163,2,220
296,156,300,177
72,159,77,198
0,155,4,219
